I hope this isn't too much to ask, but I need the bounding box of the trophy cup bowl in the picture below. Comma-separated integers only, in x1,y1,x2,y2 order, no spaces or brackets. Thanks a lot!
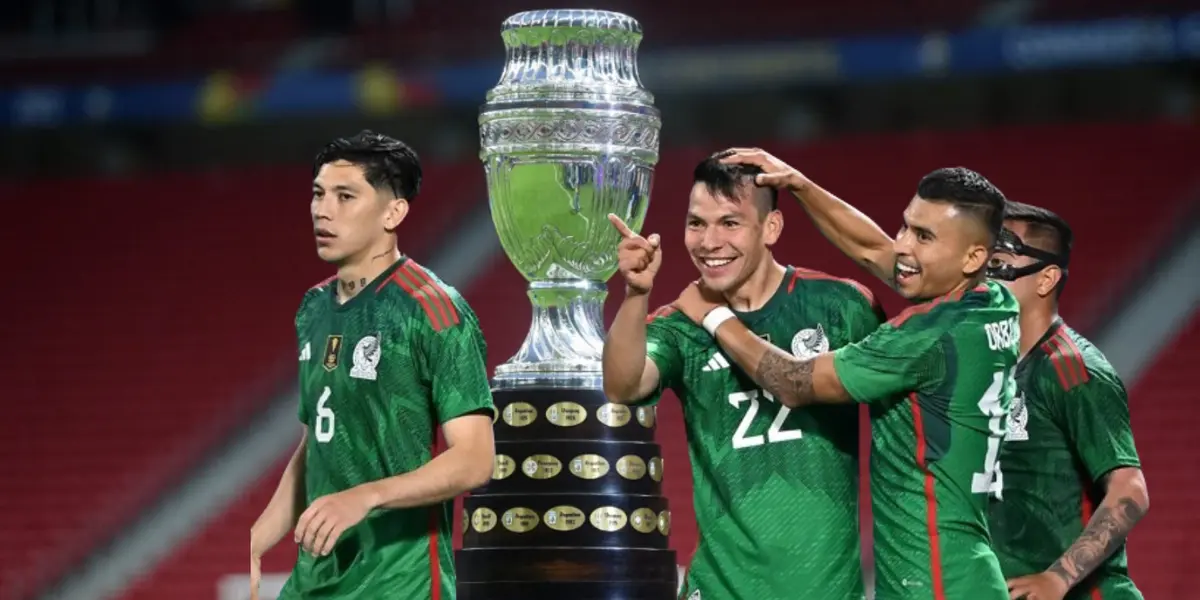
458,10,677,600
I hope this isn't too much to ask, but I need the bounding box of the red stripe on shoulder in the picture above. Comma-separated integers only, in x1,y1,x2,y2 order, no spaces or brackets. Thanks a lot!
787,266,881,311
405,262,461,326
646,305,677,323
1044,332,1088,391
311,274,337,290
385,267,451,331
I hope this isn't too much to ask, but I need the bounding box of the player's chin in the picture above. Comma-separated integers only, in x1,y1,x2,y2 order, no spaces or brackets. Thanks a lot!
315,245,345,263
894,275,923,300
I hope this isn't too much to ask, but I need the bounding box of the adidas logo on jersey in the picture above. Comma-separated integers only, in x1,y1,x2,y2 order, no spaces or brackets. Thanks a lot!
701,353,730,372
299,342,311,362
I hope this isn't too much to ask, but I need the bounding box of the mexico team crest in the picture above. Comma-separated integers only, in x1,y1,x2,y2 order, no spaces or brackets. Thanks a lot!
791,324,829,359
350,334,382,381
322,335,343,372
1005,393,1029,441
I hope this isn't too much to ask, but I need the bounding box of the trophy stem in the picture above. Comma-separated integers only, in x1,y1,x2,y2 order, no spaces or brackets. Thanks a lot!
493,279,608,388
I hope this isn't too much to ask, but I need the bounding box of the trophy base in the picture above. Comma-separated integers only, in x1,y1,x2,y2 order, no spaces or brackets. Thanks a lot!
459,386,677,600
456,548,679,600
458,580,680,600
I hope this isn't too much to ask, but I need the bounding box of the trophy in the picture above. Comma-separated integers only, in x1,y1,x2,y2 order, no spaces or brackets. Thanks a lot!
457,9,676,600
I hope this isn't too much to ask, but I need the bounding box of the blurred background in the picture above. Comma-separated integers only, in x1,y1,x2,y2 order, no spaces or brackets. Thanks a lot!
0,0,1197,599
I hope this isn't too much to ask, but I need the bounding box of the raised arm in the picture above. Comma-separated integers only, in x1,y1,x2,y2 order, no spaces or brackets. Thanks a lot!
602,213,664,403
719,148,897,286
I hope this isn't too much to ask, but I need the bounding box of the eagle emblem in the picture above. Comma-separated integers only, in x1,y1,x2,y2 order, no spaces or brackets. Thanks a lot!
791,324,829,359
1005,392,1029,441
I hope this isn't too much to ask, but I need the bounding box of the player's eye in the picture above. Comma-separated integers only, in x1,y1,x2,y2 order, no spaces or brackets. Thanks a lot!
722,220,739,229
338,193,354,202
686,220,703,229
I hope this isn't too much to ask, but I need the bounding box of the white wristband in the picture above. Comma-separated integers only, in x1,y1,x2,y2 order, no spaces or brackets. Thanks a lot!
701,306,736,336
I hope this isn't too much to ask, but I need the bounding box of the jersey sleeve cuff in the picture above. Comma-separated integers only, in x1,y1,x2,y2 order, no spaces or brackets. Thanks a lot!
1087,458,1142,483
832,350,871,404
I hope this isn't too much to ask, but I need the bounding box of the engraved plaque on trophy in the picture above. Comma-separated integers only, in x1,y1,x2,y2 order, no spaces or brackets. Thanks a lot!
456,9,676,600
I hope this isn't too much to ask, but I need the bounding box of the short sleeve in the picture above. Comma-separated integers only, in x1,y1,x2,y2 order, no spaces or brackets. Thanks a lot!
1052,375,1141,482
833,321,938,404
641,316,685,405
421,306,496,424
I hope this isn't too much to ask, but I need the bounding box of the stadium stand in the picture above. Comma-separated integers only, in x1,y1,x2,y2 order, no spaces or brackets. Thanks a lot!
1124,312,1200,600
0,159,483,600
106,120,1198,598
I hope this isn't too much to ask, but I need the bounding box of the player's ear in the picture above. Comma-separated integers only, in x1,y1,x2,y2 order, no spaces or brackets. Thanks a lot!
384,197,410,232
963,243,989,276
1035,265,1061,298
762,209,783,246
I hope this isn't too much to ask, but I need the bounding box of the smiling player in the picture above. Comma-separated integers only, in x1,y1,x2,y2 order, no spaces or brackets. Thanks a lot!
669,148,1020,600
602,154,884,600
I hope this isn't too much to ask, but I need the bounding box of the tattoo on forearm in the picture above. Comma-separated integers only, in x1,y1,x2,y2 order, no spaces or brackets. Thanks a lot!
1047,498,1145,588
755,350,814,403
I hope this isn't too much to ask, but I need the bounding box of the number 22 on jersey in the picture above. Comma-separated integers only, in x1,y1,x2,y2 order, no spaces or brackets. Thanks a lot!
729,389,803,449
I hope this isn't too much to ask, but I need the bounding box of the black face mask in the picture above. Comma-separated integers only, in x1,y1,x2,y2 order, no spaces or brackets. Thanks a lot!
987,228,1069,282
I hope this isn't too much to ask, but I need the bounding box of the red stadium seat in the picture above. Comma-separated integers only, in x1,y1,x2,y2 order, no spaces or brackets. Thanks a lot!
1125,313,1200,598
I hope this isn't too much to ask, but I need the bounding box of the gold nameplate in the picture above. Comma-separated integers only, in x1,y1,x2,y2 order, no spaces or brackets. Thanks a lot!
630,508,658,534
546,401,587,427
471,507,498,533
502,507,539,533
569,454,610,480
657,510,672,536
492,454,516,480
502,402,538,427
636,406,657,428
616,455,647,480
589,506,628,532
462,508,469,533
648,457,664,482
544,505,586,532
522,454,562,480
596,403,632,427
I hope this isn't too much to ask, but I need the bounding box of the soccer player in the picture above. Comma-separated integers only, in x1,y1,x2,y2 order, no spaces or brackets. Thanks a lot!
603,155,884,600
671,148,1021,600
249,131,496,600
986,201,1148,600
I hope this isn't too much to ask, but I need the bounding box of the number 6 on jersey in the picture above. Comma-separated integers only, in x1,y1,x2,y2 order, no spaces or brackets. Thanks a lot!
315,385,336,443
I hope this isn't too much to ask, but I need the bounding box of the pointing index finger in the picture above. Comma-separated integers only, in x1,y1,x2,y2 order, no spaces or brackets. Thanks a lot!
607,213,636,239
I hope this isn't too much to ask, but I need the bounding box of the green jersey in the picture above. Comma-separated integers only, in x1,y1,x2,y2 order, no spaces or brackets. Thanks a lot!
833,281,1020,600
645,266,884,600
988,319,1143,600
280,258,494,600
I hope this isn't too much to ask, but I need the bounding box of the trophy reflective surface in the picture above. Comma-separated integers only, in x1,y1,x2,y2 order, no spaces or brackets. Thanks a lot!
457,9,675,600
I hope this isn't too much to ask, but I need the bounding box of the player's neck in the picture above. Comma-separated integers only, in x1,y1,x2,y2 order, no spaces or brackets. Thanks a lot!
336,245,402,303
726,259,786,312
1019,301,1059,358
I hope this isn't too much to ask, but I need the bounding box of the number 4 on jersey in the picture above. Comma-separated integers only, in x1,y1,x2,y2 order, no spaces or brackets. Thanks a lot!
729,389,804,449
315,385,336,443
971,368,1014,499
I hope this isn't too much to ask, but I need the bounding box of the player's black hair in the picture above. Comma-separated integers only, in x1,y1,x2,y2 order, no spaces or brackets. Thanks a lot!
693,154,778,218
915,167,1006,243
313,130,422,201
1002,200,1073,266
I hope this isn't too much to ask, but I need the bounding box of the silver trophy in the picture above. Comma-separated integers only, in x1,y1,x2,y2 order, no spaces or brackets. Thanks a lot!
480,9,661,389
